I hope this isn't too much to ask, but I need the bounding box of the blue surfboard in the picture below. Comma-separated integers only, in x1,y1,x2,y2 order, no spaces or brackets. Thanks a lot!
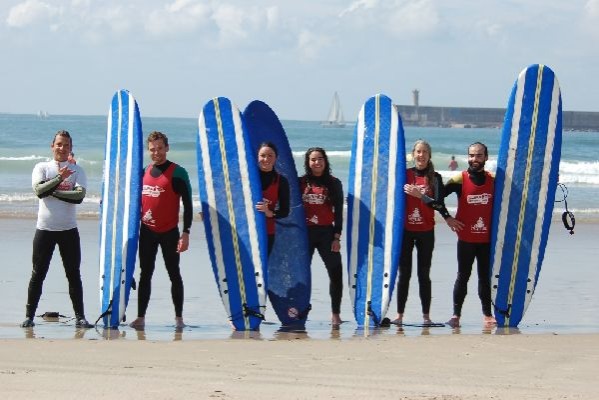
243,100,312,328
99,89,143,328
347,94,406,327
197,97,268,331
491,64,562,327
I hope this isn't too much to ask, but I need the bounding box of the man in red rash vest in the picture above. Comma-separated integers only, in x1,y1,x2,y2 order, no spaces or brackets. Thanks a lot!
129,131,193,330
443,142,497,328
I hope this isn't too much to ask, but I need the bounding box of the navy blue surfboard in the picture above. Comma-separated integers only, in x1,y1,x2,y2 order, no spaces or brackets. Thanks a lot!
347,94,406,327
491,64,562,327
243,100,312,328
197,97,268,331
99,89,143,328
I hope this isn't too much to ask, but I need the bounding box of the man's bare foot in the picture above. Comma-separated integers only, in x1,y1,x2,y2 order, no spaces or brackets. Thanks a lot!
423,314,432,326
391,313,403,325
331,313,342,326
483,315,497,327
129,317,145,329
446,316,460,328
175,317,186,329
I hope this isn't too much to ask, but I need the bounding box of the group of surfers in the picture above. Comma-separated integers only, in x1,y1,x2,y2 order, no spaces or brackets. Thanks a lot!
21,129,496,330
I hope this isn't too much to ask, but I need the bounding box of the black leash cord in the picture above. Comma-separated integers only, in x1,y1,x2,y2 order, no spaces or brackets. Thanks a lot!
555,183,575,235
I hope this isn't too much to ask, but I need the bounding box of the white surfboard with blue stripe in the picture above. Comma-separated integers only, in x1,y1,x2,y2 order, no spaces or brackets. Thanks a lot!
491,64,562,327
347,94,406,327
99,89,143,328
197,97,268,331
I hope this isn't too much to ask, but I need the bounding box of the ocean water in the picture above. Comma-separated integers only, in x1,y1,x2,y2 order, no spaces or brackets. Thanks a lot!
1,112,598,220
1,112,598,340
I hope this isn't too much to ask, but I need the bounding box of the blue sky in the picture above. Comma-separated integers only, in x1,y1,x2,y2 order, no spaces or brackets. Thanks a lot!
1,0,598,120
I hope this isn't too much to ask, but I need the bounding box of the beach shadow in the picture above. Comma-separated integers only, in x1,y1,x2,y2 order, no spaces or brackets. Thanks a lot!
99,327,127,340
273,328,310,341
494,326,521,335
229,330,263,340
353,325,387,338
22,327,35,339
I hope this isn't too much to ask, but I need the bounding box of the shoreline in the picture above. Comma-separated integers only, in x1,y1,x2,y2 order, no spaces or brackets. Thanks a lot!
1,333,598,399
2,217,597,340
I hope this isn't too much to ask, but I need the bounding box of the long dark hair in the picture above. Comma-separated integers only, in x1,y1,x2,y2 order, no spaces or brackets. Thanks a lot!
412,139,436,194
303,147,332,177
302,147,337,201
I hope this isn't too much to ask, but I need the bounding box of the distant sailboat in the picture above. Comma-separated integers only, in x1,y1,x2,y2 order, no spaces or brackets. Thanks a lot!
37,110,49,119
322,92,346,128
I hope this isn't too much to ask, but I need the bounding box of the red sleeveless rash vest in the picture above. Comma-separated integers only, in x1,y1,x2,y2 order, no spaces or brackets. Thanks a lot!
456,170,494,243
404,169,435,232
301,178,335,227
141,163,180,233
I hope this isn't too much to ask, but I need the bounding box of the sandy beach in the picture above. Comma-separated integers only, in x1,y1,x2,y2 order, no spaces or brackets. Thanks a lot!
1,217,598,398
1,334,598,399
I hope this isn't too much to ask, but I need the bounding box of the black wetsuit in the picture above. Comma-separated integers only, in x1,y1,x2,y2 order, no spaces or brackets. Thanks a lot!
444,169,493,318
301,175,344,314
137,161,192,319
397,167,448,315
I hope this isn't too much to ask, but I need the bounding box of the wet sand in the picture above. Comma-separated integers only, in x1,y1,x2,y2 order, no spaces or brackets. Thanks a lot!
1,333,598,399
1,218,598,398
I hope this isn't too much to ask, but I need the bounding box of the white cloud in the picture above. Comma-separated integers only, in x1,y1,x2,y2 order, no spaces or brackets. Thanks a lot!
585,0,599,15
264,6,279,31
6,0,59,28
297,30,332,61
386,0,439,37
584,0,599,36
339,0,440,38
145,0,211,36
211,4,248,42
339,0,379,17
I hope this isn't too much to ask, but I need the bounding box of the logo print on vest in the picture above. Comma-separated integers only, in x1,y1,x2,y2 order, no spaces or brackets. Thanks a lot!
471,217,488,233
466,193,492,205
407,207,423,224
142,185,165,198
142,209,155,225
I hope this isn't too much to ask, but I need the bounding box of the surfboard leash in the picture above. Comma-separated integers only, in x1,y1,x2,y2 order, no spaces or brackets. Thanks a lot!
492,301,511,318
242,303,265,320
555,183,575,235
95,299,114,327
366,301,381,327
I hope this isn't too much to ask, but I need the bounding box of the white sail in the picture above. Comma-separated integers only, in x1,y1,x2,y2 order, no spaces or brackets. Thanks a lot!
322,92,346,127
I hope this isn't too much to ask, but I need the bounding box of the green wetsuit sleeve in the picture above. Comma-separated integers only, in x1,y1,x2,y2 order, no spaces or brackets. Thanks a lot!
33,176,62,198
173,165,193,234
52,186,86,204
